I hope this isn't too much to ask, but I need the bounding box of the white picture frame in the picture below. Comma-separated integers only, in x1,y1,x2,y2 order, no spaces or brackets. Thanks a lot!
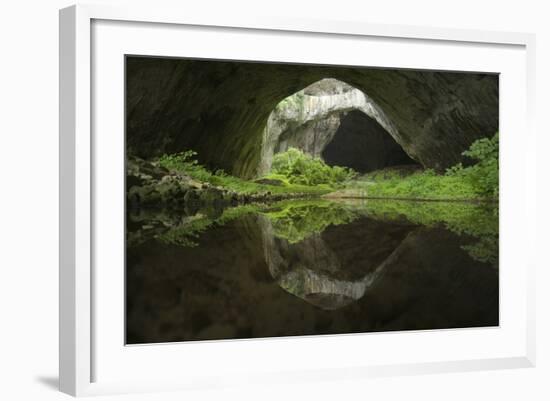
59,3,536,397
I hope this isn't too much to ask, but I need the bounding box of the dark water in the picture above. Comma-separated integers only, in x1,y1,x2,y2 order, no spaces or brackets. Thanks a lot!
126,199,498,344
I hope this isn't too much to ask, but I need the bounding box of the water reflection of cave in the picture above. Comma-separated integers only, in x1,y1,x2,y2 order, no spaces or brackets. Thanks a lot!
322,110,417,173
260,213,416,311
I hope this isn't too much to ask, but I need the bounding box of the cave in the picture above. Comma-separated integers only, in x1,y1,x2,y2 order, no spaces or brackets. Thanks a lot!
260,78,420,174
321,110,418,173
126,57,499,178
125,56,500,345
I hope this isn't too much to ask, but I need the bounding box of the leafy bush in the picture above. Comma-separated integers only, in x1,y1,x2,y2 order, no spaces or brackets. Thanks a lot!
358,167,479,200
446,132,499,198
274,91,307,116
158,150,213,182
157,149,331,195
359,133,499,201
271,148,356,186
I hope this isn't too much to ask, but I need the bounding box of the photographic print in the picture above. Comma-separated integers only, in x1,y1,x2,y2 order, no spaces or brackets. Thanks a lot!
125,56,499,345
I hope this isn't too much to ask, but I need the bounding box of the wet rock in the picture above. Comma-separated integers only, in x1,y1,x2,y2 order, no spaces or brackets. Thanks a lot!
126,155,318,210
199,187,224,203
183,189,200,204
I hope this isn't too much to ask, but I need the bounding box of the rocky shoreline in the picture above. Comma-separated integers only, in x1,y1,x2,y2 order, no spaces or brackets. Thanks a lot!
127,157,316,210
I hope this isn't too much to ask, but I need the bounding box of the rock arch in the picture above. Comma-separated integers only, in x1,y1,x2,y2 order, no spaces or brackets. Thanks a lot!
126,57,498,178
258,78,419,174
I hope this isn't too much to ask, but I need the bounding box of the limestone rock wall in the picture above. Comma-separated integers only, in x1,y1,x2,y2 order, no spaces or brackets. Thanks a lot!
258,79,417,174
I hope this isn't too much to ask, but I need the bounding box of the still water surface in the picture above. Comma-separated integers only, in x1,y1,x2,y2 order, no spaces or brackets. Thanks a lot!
126,199,498,344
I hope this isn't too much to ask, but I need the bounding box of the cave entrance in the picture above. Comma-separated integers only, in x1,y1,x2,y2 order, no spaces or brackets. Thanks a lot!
260,78,419,175
322,109,418,173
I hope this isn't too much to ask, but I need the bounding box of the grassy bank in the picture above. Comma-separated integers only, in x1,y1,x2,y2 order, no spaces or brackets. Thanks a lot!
157,150,333,196
349,168,481,200
155,132,498,202
345,133,499,201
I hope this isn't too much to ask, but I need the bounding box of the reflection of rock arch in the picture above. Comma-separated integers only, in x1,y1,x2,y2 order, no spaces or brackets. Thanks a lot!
258,214,411,310
276,263,388,311
126,57,498,178
259,79,418,175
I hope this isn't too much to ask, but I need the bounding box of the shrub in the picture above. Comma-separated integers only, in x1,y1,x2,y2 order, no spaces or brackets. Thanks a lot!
156,149,332,195
270,148,356,186
446,132,499,198
361,133,499,201
158,150,213,182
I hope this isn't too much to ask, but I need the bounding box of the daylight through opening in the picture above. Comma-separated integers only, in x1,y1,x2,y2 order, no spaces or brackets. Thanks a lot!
259,78,419,177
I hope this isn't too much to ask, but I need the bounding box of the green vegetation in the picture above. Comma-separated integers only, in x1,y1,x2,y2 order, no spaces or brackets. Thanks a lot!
447,132,499,198
353,133,499,201
262,200,358,243
157,150,331,195
357,168,480,200
270,147,356,186
360,199,498,264
157,213,214,248
155,133,498,202
157,203,263,248
275,90,306,112
137,197,497,264
156,200,360,247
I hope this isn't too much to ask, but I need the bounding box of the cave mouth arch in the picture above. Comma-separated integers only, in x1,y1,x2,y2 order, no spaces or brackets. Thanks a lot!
260,78,419,175
321,109,418,173
126,56,499,178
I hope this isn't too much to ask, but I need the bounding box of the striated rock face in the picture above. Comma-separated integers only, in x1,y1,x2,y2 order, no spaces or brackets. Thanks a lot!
126,57,498,178
258,79,413,174
259,79,418,174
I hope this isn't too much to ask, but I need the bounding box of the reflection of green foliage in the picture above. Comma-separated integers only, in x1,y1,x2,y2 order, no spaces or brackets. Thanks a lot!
157,204,263,247
356,133,499,201
138,198,498,265
216,204,263,225
271,148,356,187
155,200,360,247
361,199,498,264
462,237,498,265
157,214,213,248
157,150,331,195
262,200,358,243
